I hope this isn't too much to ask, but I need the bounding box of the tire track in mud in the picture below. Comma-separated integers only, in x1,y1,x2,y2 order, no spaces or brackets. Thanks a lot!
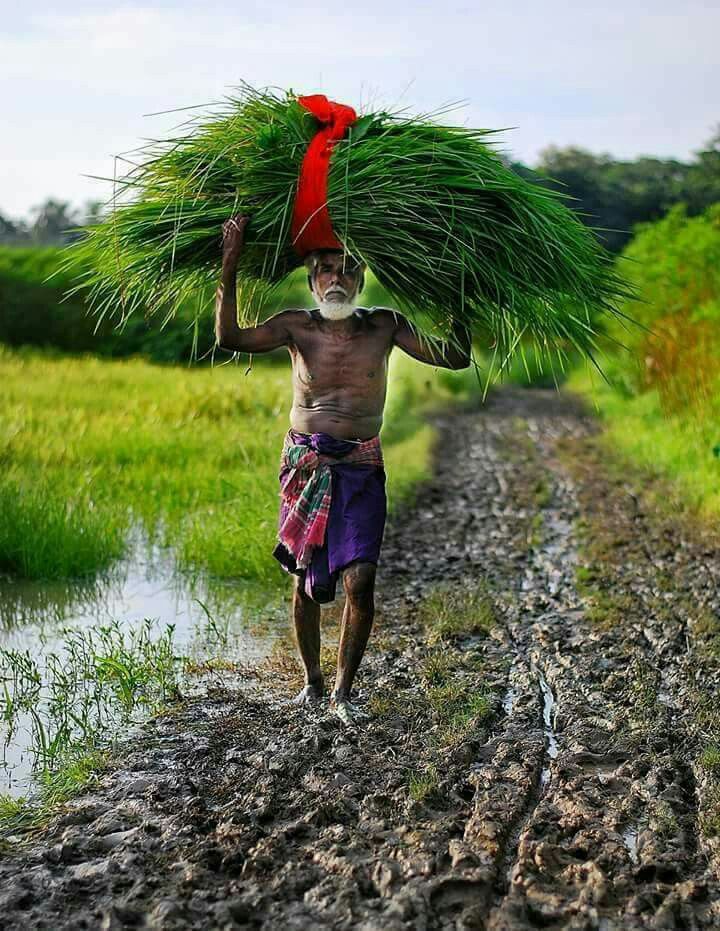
467,396,720,930
1,388,719,930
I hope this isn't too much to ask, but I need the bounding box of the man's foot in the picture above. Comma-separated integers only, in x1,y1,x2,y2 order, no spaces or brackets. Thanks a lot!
292,683,324,706
329,692,370,726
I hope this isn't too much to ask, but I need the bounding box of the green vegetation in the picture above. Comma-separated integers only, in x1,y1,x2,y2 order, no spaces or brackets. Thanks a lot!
692,609,720,663
0,246,217,363
1,620,181,771
381,586,498,809
0,239,405,364
569,203,720,521
0,345,479,583
650,800,680,839
403,637,494,803
0,245,394,364
700,746,720,774
526,129,720,253
418,585,496,746
419,583,496,645
426,679,493,744
67,85,631,373
0,240,481,587
626,657,660,718
0,480,126,578
567,385,720,520
0,198,100,247
573,551,635,631
699,788,720,839
0,751,106,841
0,620,182,835
407,764,440,803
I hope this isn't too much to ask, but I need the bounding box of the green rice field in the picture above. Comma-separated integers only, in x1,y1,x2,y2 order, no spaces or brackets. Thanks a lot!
0,345,480,586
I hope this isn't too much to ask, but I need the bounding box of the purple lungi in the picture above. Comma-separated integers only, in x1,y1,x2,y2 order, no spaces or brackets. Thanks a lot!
272,430,387,603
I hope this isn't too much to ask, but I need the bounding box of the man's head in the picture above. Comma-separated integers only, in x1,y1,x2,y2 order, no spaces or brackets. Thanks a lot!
304,249,366,320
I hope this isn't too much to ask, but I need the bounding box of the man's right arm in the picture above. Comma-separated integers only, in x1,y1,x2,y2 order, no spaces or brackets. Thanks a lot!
214,214,291,354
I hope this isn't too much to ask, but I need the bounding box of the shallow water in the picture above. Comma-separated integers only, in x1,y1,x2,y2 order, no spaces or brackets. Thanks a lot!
0,531,288,797
534,664,559,790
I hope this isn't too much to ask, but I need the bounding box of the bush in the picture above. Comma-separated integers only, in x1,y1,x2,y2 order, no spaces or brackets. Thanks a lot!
567,202,720,521
608,203,720,411
0,246,217,363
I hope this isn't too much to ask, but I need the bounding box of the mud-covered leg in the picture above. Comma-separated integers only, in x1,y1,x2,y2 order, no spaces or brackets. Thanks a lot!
331,562,376,722
292,575,324,703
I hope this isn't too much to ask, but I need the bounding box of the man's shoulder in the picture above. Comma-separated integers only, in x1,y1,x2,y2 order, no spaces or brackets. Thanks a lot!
272,308,312,319
272,308,318,330
273,306,406,335
275,307,402,322
359,306,404,328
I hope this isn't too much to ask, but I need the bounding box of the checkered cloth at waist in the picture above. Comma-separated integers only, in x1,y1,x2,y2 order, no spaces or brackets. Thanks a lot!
277,430,384,570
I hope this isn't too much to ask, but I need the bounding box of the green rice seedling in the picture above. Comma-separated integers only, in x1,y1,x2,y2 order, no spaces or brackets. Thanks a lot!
0,649,43,767
65,85,636,376
0,480,127,580
194,598,231,649
0,620,183,790
1,683,13,727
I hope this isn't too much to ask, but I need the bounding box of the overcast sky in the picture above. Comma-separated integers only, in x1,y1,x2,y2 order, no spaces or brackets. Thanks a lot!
2,0,718,218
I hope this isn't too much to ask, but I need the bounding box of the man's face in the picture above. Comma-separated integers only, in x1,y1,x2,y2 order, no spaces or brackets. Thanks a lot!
311,251,363,304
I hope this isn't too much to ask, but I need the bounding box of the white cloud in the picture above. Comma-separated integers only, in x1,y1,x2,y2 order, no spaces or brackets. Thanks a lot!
1,1,718,216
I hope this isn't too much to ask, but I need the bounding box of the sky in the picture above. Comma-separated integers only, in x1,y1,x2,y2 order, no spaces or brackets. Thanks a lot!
2,0,718,219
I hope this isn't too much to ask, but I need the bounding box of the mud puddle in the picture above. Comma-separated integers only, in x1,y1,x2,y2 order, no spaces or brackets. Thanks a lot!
533,663,559,788
0,529,284,797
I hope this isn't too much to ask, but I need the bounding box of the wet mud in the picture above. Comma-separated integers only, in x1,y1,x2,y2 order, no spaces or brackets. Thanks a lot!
1,387,719,929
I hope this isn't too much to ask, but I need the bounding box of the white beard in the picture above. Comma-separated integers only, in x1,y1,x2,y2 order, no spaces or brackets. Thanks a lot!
312,287,358,320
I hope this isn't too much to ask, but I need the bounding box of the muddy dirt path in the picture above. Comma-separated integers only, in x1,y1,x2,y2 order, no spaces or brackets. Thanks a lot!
2,388,719,930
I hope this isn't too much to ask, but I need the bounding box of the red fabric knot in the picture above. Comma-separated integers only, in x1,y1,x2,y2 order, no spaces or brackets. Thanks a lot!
290,94,358,257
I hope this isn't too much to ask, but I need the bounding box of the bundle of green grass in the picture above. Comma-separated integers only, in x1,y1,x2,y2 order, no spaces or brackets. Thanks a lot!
66,84,633,371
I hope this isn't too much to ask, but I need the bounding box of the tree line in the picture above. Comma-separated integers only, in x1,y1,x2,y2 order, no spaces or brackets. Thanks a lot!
0,200,103,246
509,126,720,252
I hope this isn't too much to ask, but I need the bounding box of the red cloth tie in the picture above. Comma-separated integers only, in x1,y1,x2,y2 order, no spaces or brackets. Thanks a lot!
290,94,357,256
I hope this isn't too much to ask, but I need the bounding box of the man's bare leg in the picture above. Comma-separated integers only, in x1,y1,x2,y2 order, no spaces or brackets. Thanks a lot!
331,562,376,722
292,575,324,704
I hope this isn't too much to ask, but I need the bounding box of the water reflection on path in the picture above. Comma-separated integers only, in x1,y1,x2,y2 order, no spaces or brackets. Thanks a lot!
0,531,288,796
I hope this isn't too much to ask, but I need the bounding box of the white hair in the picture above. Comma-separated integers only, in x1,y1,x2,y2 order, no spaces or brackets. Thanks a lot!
304,250,366,319
304,250,366,289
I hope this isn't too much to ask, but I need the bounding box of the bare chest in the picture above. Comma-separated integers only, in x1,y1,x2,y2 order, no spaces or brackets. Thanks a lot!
289,324,392,388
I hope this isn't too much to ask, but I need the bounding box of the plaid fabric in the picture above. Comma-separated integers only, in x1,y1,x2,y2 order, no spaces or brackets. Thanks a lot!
277,431,384,570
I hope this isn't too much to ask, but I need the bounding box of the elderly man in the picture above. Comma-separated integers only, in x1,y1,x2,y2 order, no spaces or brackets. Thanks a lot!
215,214,471,723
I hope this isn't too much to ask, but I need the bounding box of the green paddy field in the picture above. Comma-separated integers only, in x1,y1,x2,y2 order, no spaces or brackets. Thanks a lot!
0,346,480,585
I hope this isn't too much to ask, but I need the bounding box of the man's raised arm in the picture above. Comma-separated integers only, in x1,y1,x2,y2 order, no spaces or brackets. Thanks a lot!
393,314,472,370
215,214,291,354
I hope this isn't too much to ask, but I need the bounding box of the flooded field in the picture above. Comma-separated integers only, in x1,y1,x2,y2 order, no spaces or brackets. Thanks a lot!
0,530,286,798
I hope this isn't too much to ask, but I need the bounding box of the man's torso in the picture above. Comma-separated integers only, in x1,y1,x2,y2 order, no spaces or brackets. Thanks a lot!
284,308,398,440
